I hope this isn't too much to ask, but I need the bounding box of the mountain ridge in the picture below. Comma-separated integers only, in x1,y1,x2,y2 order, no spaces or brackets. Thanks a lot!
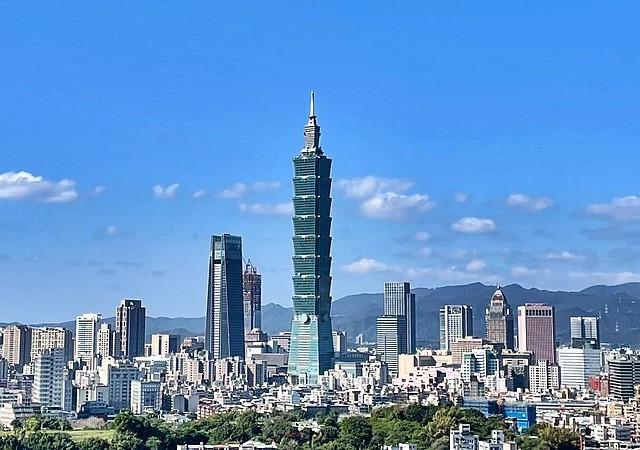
3,282,640,345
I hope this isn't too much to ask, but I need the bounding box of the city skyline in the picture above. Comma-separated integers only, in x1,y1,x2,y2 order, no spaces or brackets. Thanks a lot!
3,3,640,323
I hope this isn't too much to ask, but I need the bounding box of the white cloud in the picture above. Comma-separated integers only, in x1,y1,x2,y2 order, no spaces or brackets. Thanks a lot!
239,202,293,216
105,225,119,237
0,171,78,203
251,181,281,192
342,258,392,274
405,265,498,284
454,192,469,203
412,231,431,242
451,217,496,234
545,251,585,261
361,192,434,219
506,193,553,212
466,259,487,272
192,190,207,199
152,183,179,199
569,271,640,285
335,176,413,199
336,176,433,220
586,195,640,221
418,246,432,257
510,266,549,277
91,186,106,196
219,182,247,199
219,181,281,199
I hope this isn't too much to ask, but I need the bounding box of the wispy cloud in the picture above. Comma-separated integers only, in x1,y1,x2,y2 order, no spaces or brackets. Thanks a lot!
412,231,431,242
451,217,496,234
586,195,640,221
361,192,434,219
545,250,586,261
95,225,122,239
219,181,281,199
510,266,549,277
192,190,207,199
336,176,413,199
569,271,640,285
91,185,106,196
239,202,293,216
336,176,434,220
465,259,487,272
405,265,498,284
506,193,552,212
0,171,78,203
342,258,392,274
454,192,469,203
152,183,179,199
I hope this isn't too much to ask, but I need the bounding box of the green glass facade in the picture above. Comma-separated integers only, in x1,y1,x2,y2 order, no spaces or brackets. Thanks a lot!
288,93,334,384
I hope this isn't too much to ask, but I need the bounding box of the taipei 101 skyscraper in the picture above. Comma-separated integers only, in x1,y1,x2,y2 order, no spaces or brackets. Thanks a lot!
288,92,334,384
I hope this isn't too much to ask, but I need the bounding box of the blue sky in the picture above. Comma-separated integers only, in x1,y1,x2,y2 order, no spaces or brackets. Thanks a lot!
2,2,640,322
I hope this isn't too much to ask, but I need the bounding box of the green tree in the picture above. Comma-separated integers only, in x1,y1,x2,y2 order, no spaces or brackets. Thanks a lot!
25,416,42,432
77,437,111,450
260,415,293,444
339,416,372,450
22,432,77,450
0,434,21,450
109,432,145,450
537,424,580,450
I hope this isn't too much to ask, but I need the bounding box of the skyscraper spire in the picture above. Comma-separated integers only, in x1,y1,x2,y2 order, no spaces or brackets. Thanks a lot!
303,91,322,152
309,90,315,117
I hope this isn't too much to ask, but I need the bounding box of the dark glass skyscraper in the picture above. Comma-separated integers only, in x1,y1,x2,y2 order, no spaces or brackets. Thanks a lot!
485,286,514,350
288,92,334,384
205,234,245,359
116,299,146,359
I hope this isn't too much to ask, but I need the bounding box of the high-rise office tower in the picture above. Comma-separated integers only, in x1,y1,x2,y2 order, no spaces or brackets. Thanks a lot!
97,323,116,358
439,305,473,352
376,315,407,375
608,355,640,401
557,347,601,389
288,92,334,384
116,299,146,359
485,286,514,350
384,282,416,353
150,334,179,357
205,234,245,359
332,331,347,356
30,327,73,363
75,313,102,364
32,348,66,408
243,260,262,334
517,303,556,364
2,325,32,368
570,316,600,349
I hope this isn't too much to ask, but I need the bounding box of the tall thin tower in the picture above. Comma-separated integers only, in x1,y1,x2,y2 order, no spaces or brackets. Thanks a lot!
243,260,262,334
485,286,514,350
205,234,245,359
288,92,334,384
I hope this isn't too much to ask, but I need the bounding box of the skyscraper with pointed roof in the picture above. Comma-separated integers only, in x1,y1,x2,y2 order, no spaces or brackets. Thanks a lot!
288,92,334,384
485,286,514,350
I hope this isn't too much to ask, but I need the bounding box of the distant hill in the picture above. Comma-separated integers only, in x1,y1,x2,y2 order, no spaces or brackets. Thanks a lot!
4,282,640,346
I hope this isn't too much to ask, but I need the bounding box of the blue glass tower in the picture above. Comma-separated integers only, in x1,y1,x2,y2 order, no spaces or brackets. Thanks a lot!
288,92,334,384
205,234,245,360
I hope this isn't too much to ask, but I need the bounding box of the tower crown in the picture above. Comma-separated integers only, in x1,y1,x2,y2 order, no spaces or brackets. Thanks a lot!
303,91,322,153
